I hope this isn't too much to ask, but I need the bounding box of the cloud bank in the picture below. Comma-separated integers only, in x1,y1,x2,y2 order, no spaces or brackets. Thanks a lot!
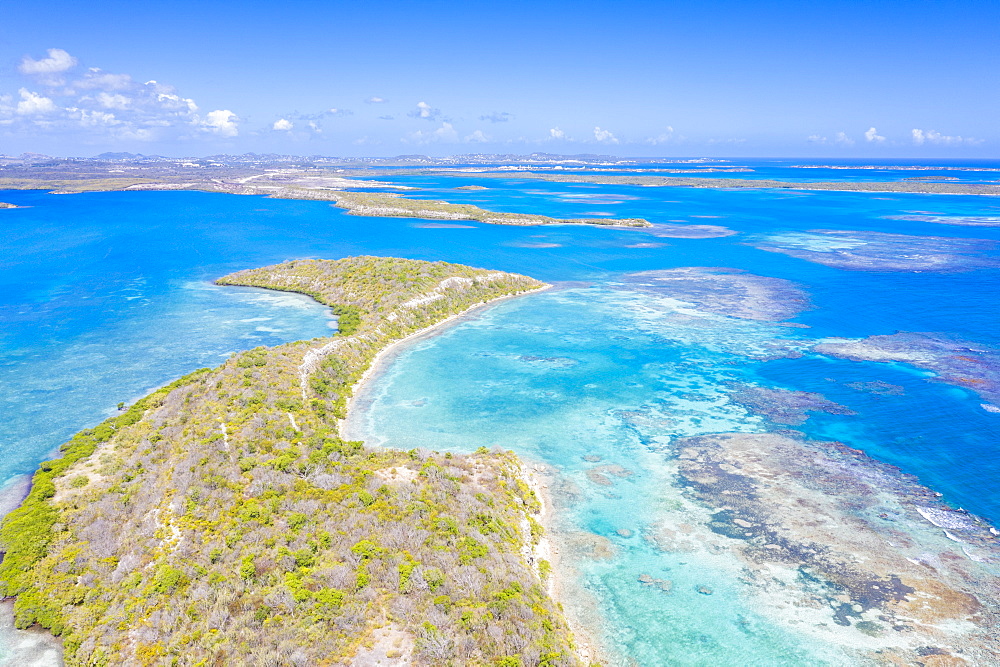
1,48,239,145
912,128,981,146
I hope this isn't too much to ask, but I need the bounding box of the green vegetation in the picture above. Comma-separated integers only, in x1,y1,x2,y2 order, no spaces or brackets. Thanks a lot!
0,257,580,665
328,191,651,227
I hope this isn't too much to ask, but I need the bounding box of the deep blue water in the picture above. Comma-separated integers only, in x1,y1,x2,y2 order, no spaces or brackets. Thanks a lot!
1,161,998,664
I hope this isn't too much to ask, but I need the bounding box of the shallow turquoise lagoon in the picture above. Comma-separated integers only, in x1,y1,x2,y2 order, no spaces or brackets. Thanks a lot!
1,164,999,664
345,286,994,664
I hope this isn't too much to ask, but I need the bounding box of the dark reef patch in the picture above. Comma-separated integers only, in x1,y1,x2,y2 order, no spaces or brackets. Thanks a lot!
844,380,905,396
728,384,856,425
815,332,1000,410
668,431,1000,663
622,267,810,322
517,354,580,369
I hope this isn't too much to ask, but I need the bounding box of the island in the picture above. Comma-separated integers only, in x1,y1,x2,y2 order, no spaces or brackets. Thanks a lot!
329,191,649,227
0,257,583,666
0,202,18,208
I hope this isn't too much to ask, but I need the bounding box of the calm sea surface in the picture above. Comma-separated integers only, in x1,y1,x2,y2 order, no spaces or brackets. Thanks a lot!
1,160,999,664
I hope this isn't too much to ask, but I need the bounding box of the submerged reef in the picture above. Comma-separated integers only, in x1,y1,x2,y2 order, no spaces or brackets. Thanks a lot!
751,230,1000,272
886,214,1000,228
623,242,668,248
622,267,810,322
844,380,906,396
671,431,1000,664
0,257,582,665
727,385,856,425
645,222,736,238
814,333,1000,411
412,222,476,228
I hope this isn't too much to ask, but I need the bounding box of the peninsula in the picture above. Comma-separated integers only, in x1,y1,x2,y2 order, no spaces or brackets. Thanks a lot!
328,191,649,227
0,257,581,665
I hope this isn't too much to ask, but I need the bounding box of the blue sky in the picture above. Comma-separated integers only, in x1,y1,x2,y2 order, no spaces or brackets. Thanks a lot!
1,0,997,157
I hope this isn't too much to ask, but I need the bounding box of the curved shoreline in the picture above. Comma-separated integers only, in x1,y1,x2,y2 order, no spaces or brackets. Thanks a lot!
339,283,553,441
521,465,608,665
338,282,610,664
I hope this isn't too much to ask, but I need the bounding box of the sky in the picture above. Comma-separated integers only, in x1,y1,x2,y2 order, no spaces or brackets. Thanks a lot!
1,0,997,158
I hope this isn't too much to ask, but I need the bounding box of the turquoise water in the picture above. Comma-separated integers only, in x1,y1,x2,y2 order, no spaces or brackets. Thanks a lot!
1,163,999,664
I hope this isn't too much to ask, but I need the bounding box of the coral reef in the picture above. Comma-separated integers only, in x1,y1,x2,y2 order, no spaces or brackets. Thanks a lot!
622,267,810,321
751,230,999,272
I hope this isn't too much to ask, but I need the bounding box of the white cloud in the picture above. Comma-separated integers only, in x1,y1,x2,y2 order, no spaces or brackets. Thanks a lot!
365,96,387,104
203,110,239,137
273,118,293,131
96,93,131,110
549,127,565,139
74,69,133,91
16,89,56,115
74,109,120,127
912,128,981,146
155,92,198,113
114,127,157,142
834,131,855,145
434,123,458,141
646,126,675,145
19,48,77,75
864,127,885,143
593,126,618,144
409,101,441,121
807,132,854,146
308,121,322,133
404,122,458,145
464,129,490,143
